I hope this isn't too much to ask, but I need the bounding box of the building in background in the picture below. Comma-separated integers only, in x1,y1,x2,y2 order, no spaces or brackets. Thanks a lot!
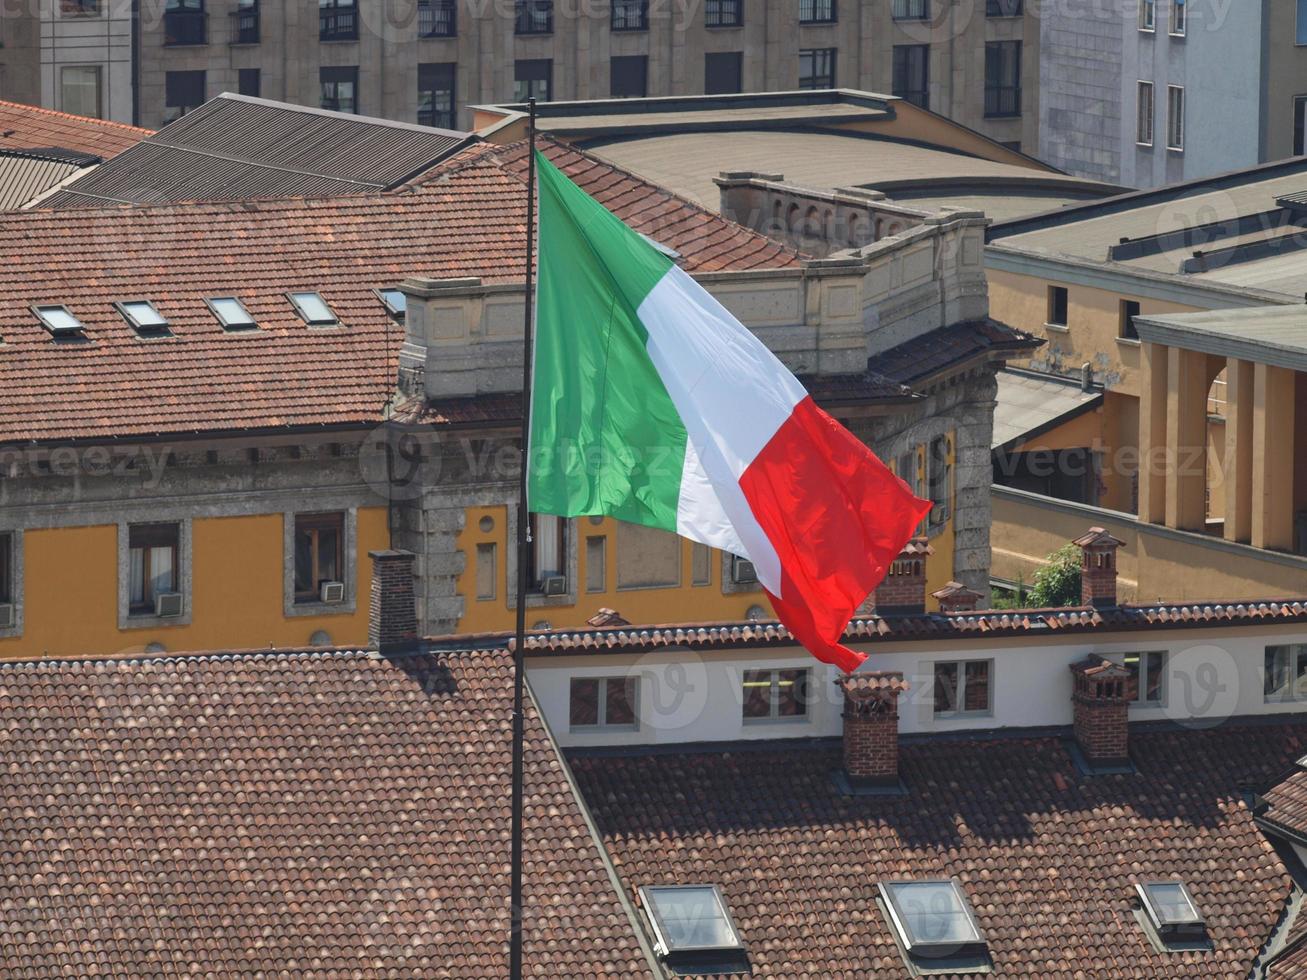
1,0,1044,147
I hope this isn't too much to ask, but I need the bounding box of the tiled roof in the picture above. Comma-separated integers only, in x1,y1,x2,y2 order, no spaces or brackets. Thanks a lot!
1269,935,1307,979
508,600,1307,655
867,318,1041,388
1260,763,1307,840
0,99,149,160
570,722,1306,978
0,138,797,444
0,647,653,978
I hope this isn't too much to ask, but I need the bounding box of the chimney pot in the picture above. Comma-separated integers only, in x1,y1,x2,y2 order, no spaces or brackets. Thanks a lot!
368,549,418,653
873,537,932,616
836,672,907,785
931,581,983,613
1072,526,1124,609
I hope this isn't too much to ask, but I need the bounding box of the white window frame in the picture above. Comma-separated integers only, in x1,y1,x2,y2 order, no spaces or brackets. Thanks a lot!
59,64,103,119
1166,84,1184,151
1265,644,1307,703
1168,0,1185,35
932,659,993,717
1139,0,1155,31
741,667,811,723
1137,81,1155,146
568,675,640,732
1121,650,1167,706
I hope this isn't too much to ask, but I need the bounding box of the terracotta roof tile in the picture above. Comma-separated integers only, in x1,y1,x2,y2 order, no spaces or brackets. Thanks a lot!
570,723,1305,978
1260,763,1307,839
0,647,652,977
0,99,150,160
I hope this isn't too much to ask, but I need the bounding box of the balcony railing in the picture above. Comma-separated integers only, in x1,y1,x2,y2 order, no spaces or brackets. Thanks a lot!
515,0,553,34
705,0,741,26
799,0,836,23
320,6,358,41
419,0,456,36
984,84,1021,118
229,5,259,44
611,0,648,31
163,9,208,45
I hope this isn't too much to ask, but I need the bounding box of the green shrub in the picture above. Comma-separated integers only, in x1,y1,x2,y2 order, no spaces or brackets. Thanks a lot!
1028,543,1082,608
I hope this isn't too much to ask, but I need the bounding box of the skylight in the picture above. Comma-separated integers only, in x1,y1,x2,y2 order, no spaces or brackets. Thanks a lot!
288,291,339,326
376,288,407,318
31,304,84,336
639,885,743,958
880,880,984,955
116,300,170,336
1136,881,1205,943
206,296,257,331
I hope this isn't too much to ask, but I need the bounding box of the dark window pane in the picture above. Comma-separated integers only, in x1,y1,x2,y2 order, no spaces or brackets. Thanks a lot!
294,528,315,595
1145,651,1164,703
611,55,648,98
892,44,929,109
418,62,456,128
1121,299,1140,340
165,70,206,112
1124,652,1143,702
238,68,260,97
320,67,358,113
515,59,552,102
606,677,637,725
776,669,808,716
570,678,600,726
892,0,928,18
419,0,456,37
933,661,959,713
742,669,772,717
0,533,11,604
611,0,648,30
705,0,742,26
705,52,743,94
515,0,553,34
963,661,989,712
231,0,259,43
317,527,340,583
798,48,835,89
984,40,1022,117
320,0,358,40
799,0,835,23
986,0,1022,13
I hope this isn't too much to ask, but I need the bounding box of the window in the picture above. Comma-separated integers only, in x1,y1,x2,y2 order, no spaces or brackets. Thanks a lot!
984,40,1021,117
294,512,344,604
933,660,991,715
165,70,206,120
232,0,259,43
1119,299,1141,340
705,0,742,27
0,532,12,605
164,0,207,45
1296,96,1307,156
879,880,987,962
128,523,180,616
612,0,648,30
60,66,102,119
1300,0,1307,45
61,0,100,15
418,62,456,128
475,541,497,600
705,52,743,94
742,668,809,721
288,291,339,325
892,44,929,110
1265,644,1307,702
31,305,84,336
1166,84,1184,150
611,55,648,98
1139,0,1155,29
1169,0,1185,35
319,0,358,40
892,0,928,19
691,542,711,586
798,48,835,89
799,0,835,24
638,886,744,961
419,0,456,37
375,288,406,318
320,66,358,113
116,300,170,336
569,676,638,729
927,434,951,526
1123,651,1165,704
238,68,261,97
986,0,1021,14
527,513,567,592
1136,81,1155,145
1047,285,1068,327
515,0,553,34
617,521,679,588
586,535,607,592
1136,881,1205,944
206,296,257,330
514,59,552,102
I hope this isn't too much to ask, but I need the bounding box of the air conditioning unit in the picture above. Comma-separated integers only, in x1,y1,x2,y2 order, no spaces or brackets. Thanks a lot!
155,592,184,618
0,604,13,629
931,502,950,525
542,574,567,596
732,557,758,585
320,580,346,604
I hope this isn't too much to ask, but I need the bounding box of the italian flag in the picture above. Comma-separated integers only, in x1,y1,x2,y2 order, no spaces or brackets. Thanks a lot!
528,152,931,674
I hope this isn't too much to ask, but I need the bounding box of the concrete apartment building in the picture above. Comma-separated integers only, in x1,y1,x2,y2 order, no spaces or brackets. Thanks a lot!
0,0,1043,148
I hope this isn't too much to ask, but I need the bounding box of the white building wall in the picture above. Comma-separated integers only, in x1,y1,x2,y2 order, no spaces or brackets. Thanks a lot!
39,0,134,124
528,623,1307,749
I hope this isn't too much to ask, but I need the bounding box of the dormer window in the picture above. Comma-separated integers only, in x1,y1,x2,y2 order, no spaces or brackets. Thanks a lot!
206,296,257,331
638,885,748,973
288,291,339,326
1135,881,1207,949
31,304,85,337
879,879,990,972
116,300,170,336
376,288,407,319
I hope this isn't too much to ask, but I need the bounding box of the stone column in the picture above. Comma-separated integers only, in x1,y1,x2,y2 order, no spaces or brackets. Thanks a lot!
1138,342,1169,525
1252,363,1297,551
1223,357,1255,544
1163,346,1207,532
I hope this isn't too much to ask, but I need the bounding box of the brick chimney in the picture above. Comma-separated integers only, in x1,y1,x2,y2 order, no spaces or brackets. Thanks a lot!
931,581,983,613
1069,655,1131,768
873,538,932,615
368,550,418,652
836,672,908,785
1073,527,1124,608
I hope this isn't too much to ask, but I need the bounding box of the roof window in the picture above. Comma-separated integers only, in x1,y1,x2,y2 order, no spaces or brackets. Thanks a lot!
638,885,748,974
376,287,407,319
1135,881,1207,949
116,300,170,336
288,291,339,326
31,304,85,337
206,296,257,331
879,879,990,973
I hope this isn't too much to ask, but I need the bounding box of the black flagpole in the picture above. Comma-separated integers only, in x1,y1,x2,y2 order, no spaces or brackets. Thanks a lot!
510,96,538,980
